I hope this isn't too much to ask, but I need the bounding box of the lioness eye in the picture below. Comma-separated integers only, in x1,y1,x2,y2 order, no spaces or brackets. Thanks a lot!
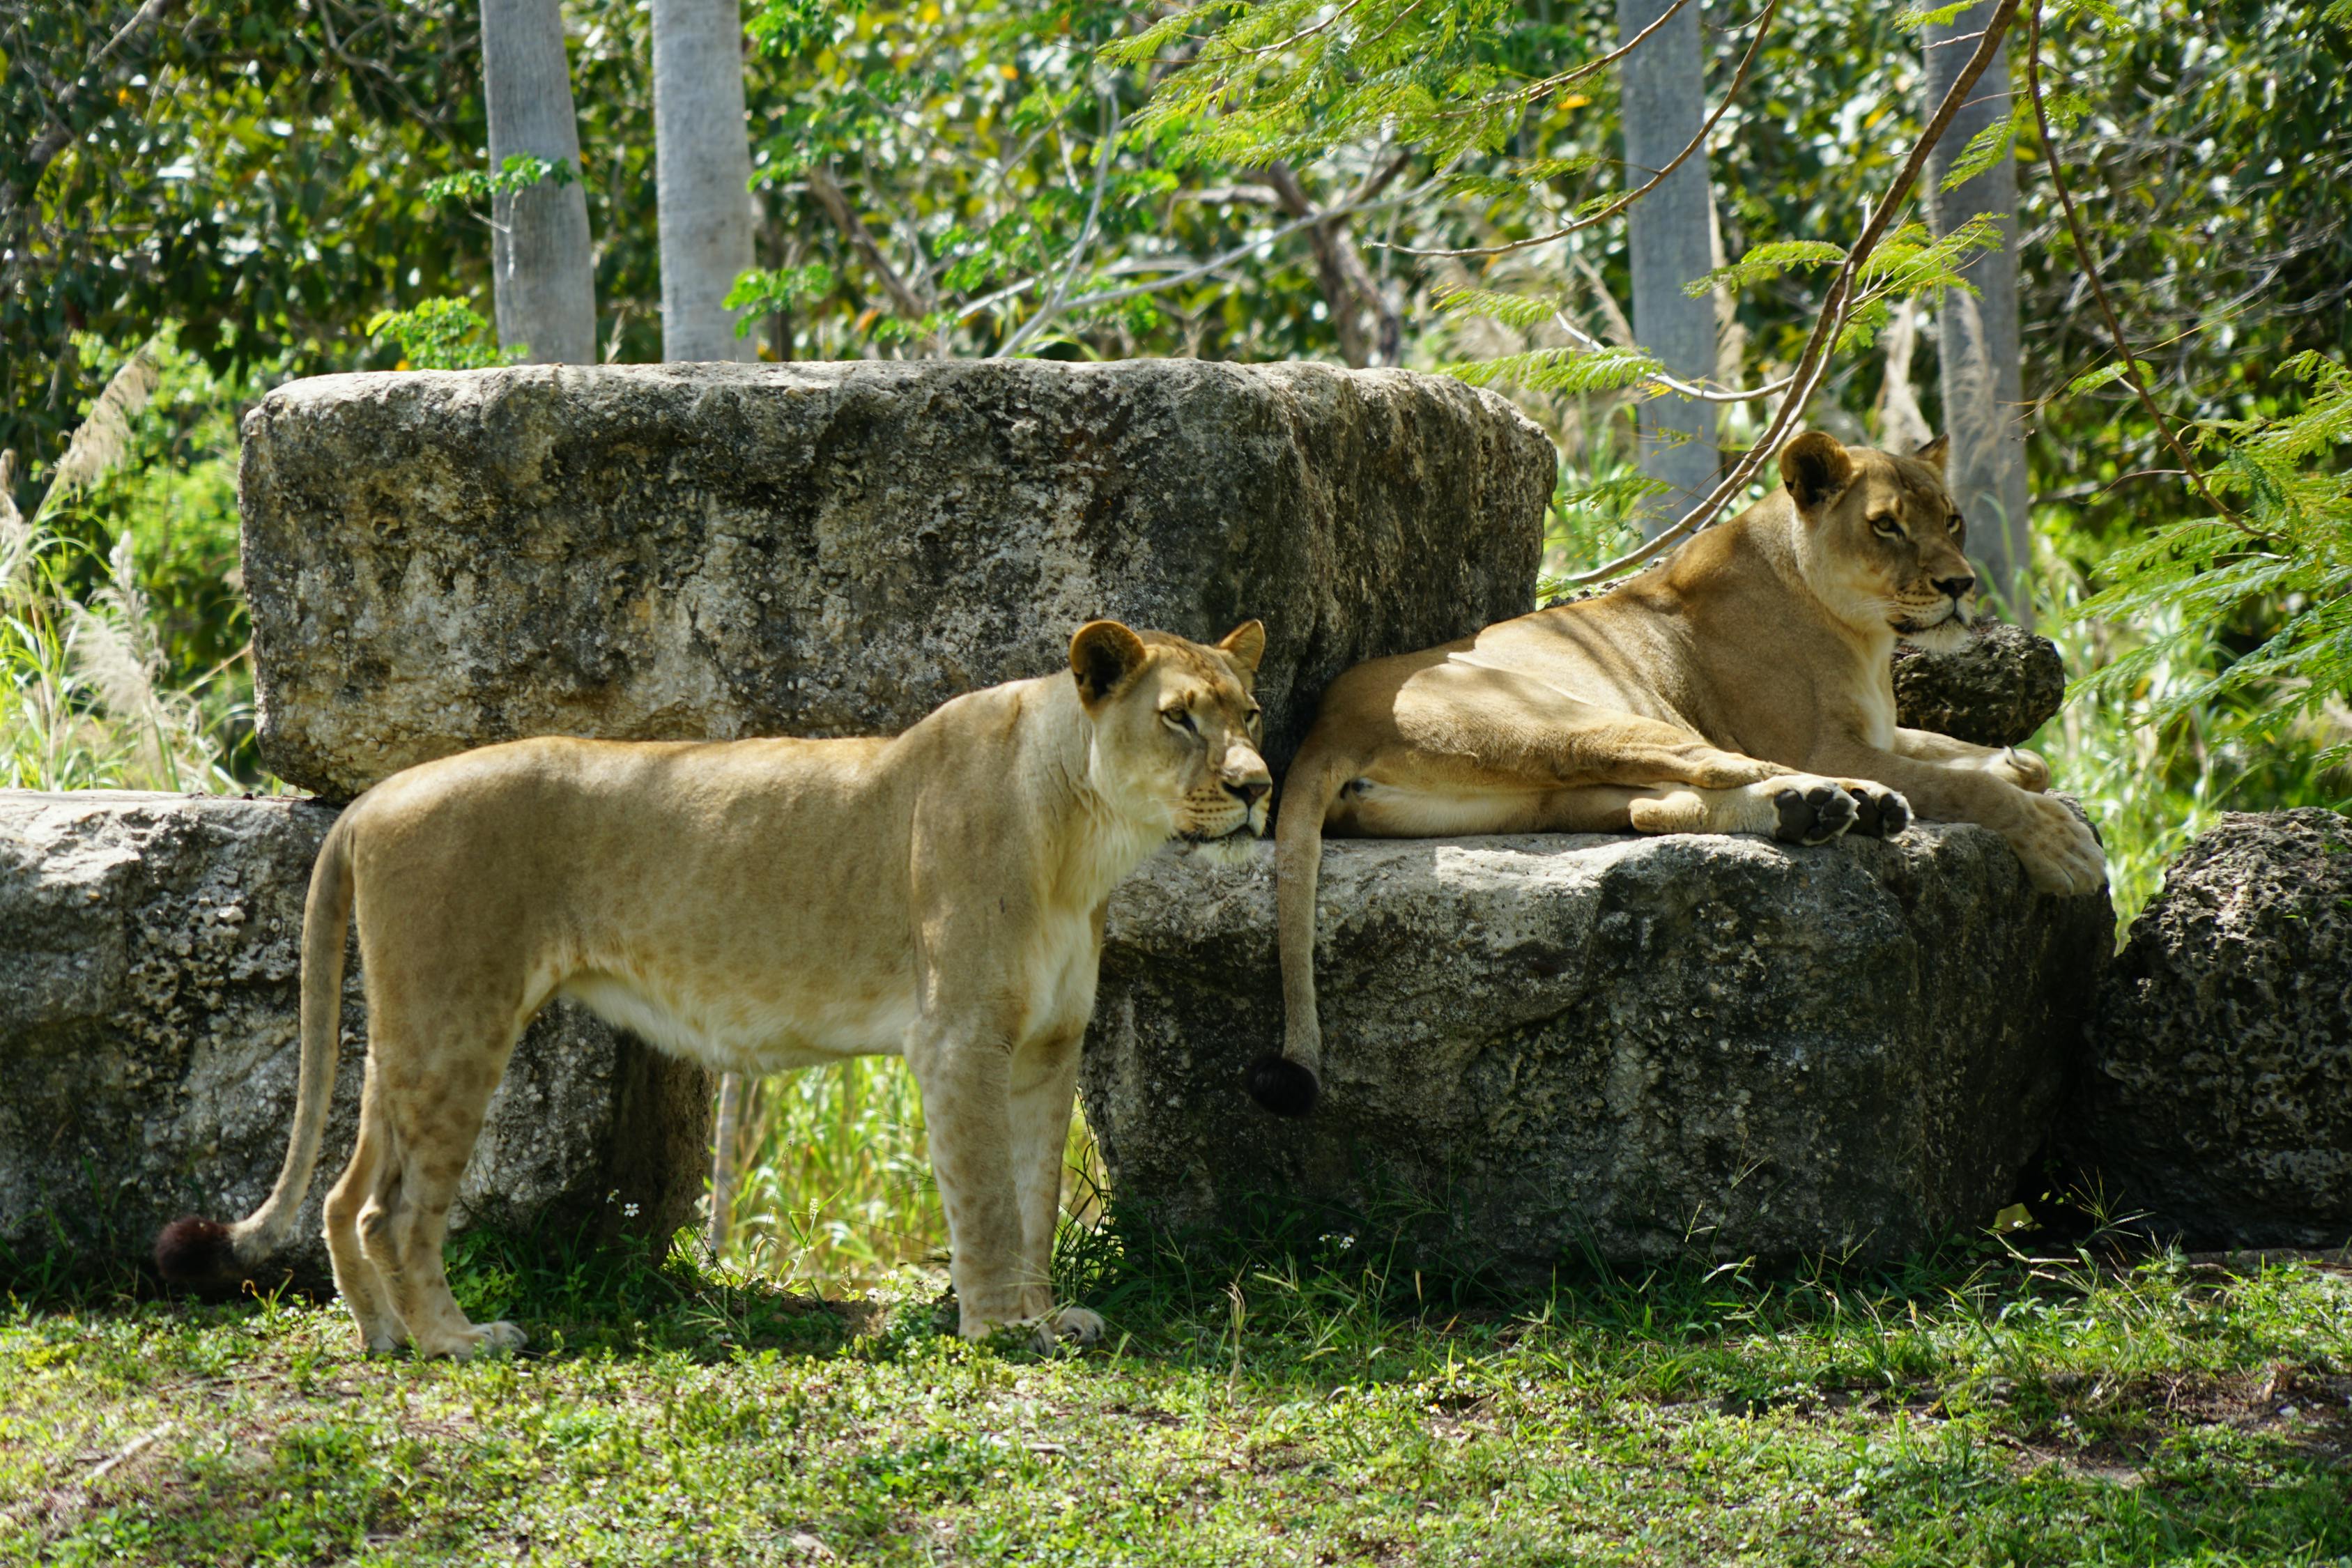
1870,515,1903,539
1247,707,1263,733
1949,514,1965,535
1162,707,1197,734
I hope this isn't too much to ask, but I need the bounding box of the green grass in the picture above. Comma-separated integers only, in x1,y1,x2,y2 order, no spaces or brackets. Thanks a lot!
5,1226,2346,1566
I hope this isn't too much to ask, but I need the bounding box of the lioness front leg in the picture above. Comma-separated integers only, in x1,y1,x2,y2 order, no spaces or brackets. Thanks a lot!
1812,742,2103,895
904,1019,1036,1343
1891,725,2050,792
1005,1028,1102,1350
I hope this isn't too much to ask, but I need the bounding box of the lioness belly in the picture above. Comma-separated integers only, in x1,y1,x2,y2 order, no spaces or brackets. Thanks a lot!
557,968,919,1075
1328,778,1634,837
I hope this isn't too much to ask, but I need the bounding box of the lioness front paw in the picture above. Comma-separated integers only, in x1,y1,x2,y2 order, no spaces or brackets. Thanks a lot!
2006,794,2107,896
431,1320,527,1360
1030,1306,1105,1355
1840,782,1912,839
1991,746,2051,793
1769,778,1859,845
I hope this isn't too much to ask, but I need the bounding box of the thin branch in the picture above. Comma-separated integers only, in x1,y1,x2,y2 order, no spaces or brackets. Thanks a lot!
1565,0,2024,587
2021,0,2250,536
994,109,1125,359
1548,311,1796,403
1030,182,1435,319
806,164,932,324
1393,0,1778,259
1427,0,1692,123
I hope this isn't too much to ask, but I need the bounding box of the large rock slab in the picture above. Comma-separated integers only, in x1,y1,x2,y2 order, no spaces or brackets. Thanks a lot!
0,792,712,1284
2070,809,2352,1247
240,360,1552,798
1081,824,2112,1275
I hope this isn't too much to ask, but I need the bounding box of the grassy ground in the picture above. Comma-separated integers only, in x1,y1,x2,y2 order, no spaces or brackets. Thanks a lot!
4,1226,2347,1567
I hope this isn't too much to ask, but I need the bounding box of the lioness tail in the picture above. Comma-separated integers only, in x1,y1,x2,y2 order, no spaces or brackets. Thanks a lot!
155,811,358,1284
1254,750,1353,1118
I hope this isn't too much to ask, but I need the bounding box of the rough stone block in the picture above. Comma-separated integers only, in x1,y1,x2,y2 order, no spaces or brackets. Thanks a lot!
2070,809,2352,1247
1081,824,2112,1275
239,360,1552,798
0,792,712,1283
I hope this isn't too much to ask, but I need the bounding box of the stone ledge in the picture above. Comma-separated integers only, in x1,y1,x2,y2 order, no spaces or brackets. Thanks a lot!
0,792,710,1282
1082,822,2113,1275
240,360,1553,798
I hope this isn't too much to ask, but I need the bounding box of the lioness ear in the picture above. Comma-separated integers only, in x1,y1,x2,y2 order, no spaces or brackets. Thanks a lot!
1215,619,1266,676
1780,431,1855,512
1913,433,1951,473
1070,620,1148,707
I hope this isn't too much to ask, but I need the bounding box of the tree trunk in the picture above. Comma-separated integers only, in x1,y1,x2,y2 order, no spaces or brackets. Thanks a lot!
652,0,758,362
480,0,598,365
1616,0,1719,537
1924,1,2032,626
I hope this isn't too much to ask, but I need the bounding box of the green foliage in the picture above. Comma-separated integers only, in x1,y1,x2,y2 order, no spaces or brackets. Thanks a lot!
8,1238,2351,1562
419,152,579,206
364,297,521,371
2071,354,2352,773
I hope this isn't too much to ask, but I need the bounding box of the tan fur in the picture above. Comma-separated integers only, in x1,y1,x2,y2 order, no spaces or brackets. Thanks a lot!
1270,431,2105,1098
221,620,1270,1356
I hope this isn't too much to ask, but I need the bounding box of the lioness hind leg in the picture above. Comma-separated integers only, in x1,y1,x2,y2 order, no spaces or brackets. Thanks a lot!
323,1073,404,1353
1622,776,1909,845
360,1020,526,1360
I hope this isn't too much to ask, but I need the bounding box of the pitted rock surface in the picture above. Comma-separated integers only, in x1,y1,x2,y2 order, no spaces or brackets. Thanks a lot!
0,792,711,1283
240,360,1552,799
2071,809,2352,1247
1082,823,2112,1275
1891,621,2066,748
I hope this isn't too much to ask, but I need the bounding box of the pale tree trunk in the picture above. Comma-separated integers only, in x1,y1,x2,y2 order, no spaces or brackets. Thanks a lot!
1924,0,2032,626
480,0,598,364
1616,0,1719,537
652,0,758,362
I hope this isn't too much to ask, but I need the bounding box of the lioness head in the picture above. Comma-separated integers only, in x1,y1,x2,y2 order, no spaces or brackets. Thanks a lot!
1780,431,1978,652
1069,618,1273,862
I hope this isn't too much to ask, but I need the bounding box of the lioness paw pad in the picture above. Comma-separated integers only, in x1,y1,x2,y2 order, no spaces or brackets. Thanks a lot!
1771,782,1857,845
1843,783,1910,839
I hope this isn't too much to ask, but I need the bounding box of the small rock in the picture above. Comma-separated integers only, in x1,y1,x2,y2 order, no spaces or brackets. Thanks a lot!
1891,621,2067,748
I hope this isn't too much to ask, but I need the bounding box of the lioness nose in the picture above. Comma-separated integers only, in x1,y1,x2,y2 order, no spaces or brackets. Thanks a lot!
1227,778,1271,808
1935,574,1977,601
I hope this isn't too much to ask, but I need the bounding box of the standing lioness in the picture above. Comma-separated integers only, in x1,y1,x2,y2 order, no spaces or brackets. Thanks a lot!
159,620,1272,1354
1254,432,2106,1116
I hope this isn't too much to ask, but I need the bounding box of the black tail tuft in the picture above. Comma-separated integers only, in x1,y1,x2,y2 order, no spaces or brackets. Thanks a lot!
1246,1055,1320,1119
154,1215,239,1285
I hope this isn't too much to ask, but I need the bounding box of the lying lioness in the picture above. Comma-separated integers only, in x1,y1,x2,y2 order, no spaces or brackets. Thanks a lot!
1253,431,2105,1116
158,620,1273,1354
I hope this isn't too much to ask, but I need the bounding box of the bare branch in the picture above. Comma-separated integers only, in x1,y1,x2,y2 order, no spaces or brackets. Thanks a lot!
1393,0,1778,259
806,164,933,324
1565,0,2025,587
2020,0,2250,536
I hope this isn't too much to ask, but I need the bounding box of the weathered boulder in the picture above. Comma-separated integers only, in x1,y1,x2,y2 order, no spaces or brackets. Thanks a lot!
0,792,712,1284
240,360,1552,799
1081,823,2112,1275
2070,809,2352,1248
1891,622,2066,748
